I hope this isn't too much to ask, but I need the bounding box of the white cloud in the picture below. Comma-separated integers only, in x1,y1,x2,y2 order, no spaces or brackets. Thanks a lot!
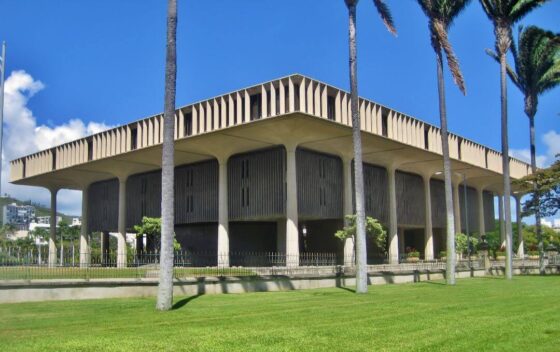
509,148,546,168
2,70,112,215
542,130,560,162
509,129,560,169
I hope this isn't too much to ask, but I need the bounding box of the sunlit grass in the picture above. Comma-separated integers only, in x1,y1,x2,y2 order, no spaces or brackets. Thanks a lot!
1,276,559,351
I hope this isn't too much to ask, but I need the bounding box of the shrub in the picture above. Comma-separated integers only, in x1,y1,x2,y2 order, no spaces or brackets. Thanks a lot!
439,251,446,258
407,251,420,258
495,251,506,258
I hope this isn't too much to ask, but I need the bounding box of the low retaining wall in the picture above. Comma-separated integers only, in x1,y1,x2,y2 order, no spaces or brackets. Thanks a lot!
0,269,483,303
488,265,560,276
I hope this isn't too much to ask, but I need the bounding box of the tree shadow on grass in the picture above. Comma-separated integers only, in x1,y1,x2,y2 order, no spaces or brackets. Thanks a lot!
337,286,356,293
172,294,204,310
422,281,446,286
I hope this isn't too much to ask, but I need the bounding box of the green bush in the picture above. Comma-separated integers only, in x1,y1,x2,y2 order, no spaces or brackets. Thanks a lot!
407,251,420,258
439,251,446,258
495,251,506,258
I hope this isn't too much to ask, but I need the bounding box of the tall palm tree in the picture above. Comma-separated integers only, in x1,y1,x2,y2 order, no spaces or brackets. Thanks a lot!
417,0,472,285
344,0,396,294
488,26,560,274
479,0,548,280
156,0,178,311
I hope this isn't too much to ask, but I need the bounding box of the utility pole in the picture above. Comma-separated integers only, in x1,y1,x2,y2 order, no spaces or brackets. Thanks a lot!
0,42,6,197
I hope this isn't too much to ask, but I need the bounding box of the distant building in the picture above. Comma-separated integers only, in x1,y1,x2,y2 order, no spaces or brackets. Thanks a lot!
35,216,62,226
2,203,36,231
71,217,82,227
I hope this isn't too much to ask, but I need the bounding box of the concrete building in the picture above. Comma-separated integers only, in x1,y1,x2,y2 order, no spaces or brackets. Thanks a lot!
35,215,62,226
9,75,531,267
2,203,36,230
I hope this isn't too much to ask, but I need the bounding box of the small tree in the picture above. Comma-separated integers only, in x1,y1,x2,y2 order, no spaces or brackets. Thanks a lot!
455,233,479,258
335,215,387,255
133,217,162,252
133,217,181,252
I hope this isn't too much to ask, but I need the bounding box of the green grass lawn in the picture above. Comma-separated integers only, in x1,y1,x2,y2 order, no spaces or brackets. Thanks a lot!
0,276,559,351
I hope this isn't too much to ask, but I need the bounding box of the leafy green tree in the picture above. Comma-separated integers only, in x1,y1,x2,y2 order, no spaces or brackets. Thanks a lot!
29,227,49,242
335,215,387,255
343,0,396,294
417,0,472,285
479,0,550,279
455,233,479,256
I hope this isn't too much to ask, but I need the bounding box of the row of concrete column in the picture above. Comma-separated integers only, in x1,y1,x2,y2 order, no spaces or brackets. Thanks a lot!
45,151,525,268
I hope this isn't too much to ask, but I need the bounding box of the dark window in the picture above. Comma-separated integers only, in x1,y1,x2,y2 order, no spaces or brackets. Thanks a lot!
284,85,289,112
224,100,230,127
485,149,489,169
250,94,262,120
458,138,463,160
52,150,57,170
266,90,271,117
424,126,430,150
381,108,389,137
87,138,93,161
131,127,138,150
276,87,281,115
327,95,335,120
22,160,26,178
185,112,193,136
233,99,237,125
294,84,300,111
243,95,248,121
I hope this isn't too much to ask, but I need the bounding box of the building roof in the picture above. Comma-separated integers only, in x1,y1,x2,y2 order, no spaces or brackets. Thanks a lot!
9,74,531,192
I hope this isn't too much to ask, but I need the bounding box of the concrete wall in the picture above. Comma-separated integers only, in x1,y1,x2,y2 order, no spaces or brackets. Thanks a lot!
0,269,484,304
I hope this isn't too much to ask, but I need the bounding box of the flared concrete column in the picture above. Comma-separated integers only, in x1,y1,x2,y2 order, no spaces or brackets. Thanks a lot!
398,227,405,260
48,188,58,267
498,195,506,248
515,194,524,258
342,157,354,266
79,185,90,268
423,175,434,260
217,158,229,267
117,177,127,268
452,181,461,234
387,166,399,264
476,188,486,238
285,144,299,267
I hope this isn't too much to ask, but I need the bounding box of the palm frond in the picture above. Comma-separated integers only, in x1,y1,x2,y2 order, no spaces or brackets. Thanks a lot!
510,0,549,24
434,20,466,94
372,0,397,35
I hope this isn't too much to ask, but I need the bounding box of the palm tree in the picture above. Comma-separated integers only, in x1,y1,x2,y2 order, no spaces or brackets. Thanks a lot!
479,0,549,280
488,26,560,274
344,0,396,294
417,0,472,285
156,0,177,311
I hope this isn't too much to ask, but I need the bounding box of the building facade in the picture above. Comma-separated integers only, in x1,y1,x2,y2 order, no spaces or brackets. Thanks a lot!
9,74,531,267
2,203,36,230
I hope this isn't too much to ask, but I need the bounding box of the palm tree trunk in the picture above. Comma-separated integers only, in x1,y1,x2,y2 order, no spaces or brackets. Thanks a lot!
347,1,368,293
499,49,513,280
436,49,456,285
156,0,177,311
528,115,544,274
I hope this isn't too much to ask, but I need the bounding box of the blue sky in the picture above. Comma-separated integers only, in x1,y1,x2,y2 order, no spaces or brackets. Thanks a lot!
0,0,559,217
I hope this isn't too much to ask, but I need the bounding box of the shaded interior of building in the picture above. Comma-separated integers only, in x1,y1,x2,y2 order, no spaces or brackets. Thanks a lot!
88,146,495,264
